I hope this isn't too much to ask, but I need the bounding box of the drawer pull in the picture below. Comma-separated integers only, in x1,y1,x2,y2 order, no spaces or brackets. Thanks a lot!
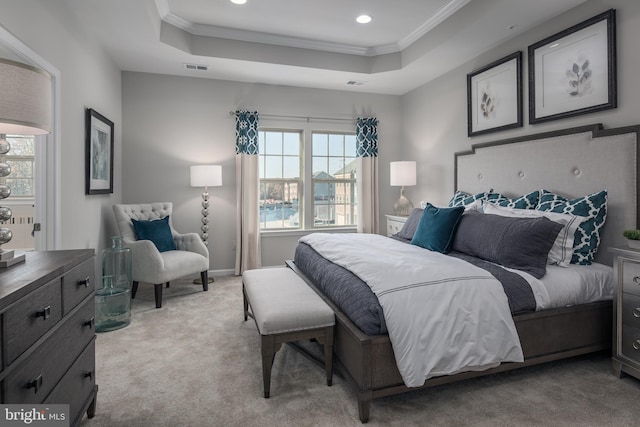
84,370,94,380
79,276,91,288
84,316,95,329
634,340,640,351
35,305,51,320
27,374,43,394
634,308,640,318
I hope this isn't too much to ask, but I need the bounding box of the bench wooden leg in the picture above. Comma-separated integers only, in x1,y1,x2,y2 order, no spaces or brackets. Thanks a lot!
243,285,249,321
324,325,334,386
261,335,279,398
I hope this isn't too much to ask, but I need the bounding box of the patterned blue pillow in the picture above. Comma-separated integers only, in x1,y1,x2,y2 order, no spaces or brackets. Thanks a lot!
485,190,540,209
448,191,488,207
536,190,608,265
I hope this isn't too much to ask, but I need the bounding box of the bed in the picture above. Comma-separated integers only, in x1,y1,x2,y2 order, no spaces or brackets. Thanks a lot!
286,123,640,423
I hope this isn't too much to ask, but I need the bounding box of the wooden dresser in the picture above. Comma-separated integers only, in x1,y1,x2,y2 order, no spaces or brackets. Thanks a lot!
0,250,97,426
611,247,640,381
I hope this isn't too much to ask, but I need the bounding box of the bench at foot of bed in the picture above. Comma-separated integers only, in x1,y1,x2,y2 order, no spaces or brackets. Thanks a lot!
242,267,335,398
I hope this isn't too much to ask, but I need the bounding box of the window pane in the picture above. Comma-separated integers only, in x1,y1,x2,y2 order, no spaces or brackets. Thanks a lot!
314,182,330,201
264,132,282,155
345,135,357,157
283,156,299,179
329,157,347,176
313,157,328,177
264,156,282,178
328,134,343,156
258,132,265,155
6,136,34,156
259,181,300,229
283,132,300,155
312,133,327,156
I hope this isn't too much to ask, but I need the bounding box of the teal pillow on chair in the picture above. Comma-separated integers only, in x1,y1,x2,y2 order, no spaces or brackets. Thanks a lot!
411,203,465,253
131,216,176,252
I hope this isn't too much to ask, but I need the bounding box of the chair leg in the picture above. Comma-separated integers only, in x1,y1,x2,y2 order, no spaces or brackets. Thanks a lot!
166,282,170,288
154,284,163,308
131,281,139,299
201,271,209,291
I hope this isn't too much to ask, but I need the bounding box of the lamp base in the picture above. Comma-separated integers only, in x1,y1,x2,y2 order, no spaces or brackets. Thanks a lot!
393,187,414,216
0,250,25,268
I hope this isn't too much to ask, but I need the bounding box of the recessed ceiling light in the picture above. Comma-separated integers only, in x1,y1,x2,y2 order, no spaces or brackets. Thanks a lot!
356,15,372,24
230,0,247,4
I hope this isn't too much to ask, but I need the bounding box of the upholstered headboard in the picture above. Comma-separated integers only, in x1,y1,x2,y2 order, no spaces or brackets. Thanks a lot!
455,124,639,265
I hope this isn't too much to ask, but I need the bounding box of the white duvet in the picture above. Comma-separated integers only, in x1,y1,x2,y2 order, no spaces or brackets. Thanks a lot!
299,233,524,388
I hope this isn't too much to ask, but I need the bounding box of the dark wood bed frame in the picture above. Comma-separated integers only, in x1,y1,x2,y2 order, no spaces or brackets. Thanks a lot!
286,124,640,423
287,260,611,423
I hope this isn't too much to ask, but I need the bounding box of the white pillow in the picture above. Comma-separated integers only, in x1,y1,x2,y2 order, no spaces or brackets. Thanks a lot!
483,202,585,267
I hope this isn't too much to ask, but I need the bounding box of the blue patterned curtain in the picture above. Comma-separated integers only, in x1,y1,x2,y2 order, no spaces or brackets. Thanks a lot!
356,117,378,158
235,110,259,155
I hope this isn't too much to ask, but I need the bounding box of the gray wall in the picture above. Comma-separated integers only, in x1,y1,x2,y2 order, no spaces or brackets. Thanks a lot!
0,0,122,262
401,0,640,206
121,72,401,271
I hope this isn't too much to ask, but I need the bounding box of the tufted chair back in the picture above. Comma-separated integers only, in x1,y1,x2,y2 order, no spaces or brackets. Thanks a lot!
112,202,174,243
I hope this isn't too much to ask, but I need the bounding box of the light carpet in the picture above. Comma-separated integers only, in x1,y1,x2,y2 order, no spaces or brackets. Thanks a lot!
80,274,640,427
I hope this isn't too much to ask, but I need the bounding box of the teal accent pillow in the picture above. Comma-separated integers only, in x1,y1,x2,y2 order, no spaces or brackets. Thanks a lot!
536,190,608,265
411,203,465,253
131,216,176,252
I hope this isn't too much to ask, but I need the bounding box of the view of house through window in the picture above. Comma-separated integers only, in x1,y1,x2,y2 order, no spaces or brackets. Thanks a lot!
312,132,357,227
258,129,358,230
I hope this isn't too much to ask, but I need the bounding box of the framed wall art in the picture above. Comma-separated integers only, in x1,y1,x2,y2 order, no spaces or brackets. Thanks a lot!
85,108,114,195
528,9,616,124
467,51,522,137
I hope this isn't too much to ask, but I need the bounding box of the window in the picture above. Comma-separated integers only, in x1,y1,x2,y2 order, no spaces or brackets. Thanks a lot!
312,132,357,227
1,135,35,198
258,130,301,229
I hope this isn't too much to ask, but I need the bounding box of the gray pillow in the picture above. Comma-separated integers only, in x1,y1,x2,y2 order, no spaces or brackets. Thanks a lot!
451,211,563,279
395,208,423,240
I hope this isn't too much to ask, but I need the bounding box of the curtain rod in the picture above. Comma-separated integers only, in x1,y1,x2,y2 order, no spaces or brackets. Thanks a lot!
229,111,354,123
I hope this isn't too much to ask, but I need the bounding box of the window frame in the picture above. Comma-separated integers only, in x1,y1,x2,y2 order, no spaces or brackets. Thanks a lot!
258,119,358,233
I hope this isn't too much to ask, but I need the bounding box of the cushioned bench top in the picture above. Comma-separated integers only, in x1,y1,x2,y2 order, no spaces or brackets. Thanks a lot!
243,268,334,335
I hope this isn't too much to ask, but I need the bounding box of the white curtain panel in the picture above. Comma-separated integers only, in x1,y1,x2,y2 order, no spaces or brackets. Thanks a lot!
235,153,261,274
357,156,379,234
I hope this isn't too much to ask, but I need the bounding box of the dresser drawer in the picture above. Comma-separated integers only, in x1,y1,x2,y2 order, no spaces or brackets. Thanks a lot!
63,258,95,315
45,339,95,426
5,278,63,364
621,325,640,365
621,258,640,297
622,292,640,329
387,218,406,237
4,298,96,404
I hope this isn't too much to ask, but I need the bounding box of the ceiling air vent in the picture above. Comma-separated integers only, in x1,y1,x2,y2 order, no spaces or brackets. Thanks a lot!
346,80,366,86
184,63,208,71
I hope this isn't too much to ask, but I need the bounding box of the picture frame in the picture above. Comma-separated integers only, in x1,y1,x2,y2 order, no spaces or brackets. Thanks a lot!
528,9,616,124
85,108,114,195
467,51,522,137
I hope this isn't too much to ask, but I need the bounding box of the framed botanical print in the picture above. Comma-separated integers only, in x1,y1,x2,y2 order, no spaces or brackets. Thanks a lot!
467,51,522,137
85,108,114,195
528,9,616,124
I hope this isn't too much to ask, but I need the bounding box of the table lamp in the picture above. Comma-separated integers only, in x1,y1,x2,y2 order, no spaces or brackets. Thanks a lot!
390,161,416,216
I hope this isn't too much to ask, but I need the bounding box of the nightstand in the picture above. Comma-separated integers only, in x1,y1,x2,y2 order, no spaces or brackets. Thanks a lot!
385,214,408,237
610,247,640,380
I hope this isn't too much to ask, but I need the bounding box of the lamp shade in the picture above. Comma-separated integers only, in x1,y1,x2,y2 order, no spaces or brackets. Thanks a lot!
190,165,222,187
390,161,416,186
0,58,52,135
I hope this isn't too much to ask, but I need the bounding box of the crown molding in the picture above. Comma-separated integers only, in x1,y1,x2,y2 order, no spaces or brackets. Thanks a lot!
155,0,472,57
